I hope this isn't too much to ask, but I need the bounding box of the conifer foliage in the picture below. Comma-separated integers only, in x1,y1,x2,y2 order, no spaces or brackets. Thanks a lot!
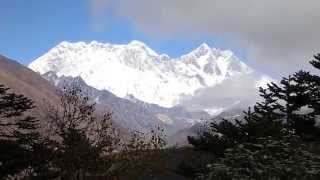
0,84,43,178
186,54,320,179
199,135,320,180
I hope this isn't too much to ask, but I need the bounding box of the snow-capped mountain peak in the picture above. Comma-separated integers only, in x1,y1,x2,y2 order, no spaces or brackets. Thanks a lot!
29,40,267,109
128,40,159,56
193,43,211,56
128,40,148,48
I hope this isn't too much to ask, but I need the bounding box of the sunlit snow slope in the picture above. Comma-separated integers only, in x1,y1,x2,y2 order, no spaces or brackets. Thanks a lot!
29,40,267,108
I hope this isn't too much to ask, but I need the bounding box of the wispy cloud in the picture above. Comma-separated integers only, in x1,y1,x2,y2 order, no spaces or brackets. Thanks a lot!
88,0,111,32
115,0,320,76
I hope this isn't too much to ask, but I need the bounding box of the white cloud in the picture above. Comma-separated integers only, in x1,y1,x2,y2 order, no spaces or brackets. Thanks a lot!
114,0,320,76
180,74,262,111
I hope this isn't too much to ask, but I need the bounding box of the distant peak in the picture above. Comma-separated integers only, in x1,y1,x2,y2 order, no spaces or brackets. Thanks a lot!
128,40,158,56
197,43,211,50
57,41,71,47
221,50,234,58
191,43,212,57
129,40,147,47
56,41,87,49
89,40,99,45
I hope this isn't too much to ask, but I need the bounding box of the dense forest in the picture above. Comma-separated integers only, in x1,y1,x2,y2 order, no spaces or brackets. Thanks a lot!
2,54,320,179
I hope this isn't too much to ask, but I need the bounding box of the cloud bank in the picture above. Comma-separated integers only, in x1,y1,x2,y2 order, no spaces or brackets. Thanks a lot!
113,0,320,76
85,1,319,110
180,74,263,112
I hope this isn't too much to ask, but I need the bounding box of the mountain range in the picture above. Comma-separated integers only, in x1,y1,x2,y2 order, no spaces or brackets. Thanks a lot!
42,72,211,136
29,40,270,113
0,40,271,145
0,55,210,138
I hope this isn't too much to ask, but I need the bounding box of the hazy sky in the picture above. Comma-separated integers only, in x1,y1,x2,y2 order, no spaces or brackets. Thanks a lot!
1,0,319,78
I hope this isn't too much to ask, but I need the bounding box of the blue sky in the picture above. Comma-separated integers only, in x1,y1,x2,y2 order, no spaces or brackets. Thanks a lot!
0,0,246,65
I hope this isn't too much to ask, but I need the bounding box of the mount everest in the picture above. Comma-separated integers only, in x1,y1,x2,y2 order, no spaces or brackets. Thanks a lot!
28,40,270,113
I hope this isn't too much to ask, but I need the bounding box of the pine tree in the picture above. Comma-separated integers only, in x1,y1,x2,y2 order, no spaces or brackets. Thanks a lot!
257,75,317,138
254,87,284,122
199,135,320,179
266,76,297,126
291,70,319,139
309,53,320,69
188,119,243,155
187,54,320,179
238,105,284,141
0,84,44,178
308,54,320,117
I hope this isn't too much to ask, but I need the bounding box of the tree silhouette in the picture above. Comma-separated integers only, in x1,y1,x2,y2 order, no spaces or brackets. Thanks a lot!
199,135,320,179
238,106,284,141
45,85,166,179
255,73,318,139
188,119,243,155
43,86,121,179
185,53,320,179
0,84,44,178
